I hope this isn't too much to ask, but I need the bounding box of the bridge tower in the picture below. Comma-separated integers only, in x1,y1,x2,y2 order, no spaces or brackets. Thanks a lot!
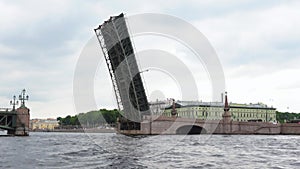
222,92,232,133
8,89,30,136
95,13,150,130
16,89,30,136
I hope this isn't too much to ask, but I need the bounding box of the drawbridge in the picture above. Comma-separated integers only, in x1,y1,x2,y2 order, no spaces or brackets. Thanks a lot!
0,90,30,136
95,13,150,130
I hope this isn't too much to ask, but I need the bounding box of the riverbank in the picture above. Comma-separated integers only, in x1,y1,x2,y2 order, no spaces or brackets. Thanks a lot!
31,128,116,133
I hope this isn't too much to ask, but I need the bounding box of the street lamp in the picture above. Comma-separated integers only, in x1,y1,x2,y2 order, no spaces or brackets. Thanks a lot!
19,89,29,107
10,95,18,111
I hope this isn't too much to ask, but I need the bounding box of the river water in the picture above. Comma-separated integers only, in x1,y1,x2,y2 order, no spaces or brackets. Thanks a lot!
0,132,299,169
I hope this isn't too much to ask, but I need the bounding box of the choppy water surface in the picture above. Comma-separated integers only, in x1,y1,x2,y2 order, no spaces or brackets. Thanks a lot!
1,132,299,168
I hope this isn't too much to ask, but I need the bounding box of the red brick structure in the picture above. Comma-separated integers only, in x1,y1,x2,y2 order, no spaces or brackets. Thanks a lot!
15,106,30,136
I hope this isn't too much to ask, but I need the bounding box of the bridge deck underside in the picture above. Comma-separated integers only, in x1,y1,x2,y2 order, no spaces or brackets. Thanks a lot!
95,13,150,127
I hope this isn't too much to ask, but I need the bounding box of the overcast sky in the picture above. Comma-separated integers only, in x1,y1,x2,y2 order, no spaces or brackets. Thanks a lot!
1,0,300,118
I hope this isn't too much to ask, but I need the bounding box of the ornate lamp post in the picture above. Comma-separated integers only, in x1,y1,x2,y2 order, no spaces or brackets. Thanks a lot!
19,89,29,107
10,95,19,111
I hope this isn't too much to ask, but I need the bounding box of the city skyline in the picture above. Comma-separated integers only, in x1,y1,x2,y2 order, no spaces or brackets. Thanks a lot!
1,1,300,118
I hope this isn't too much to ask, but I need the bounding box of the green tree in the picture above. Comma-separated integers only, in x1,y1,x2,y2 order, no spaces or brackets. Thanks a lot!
276,111,300,123
57,109,120,128
57,117,62,125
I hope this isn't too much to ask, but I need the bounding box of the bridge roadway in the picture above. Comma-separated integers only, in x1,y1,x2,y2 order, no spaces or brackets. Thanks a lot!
117,115,300,135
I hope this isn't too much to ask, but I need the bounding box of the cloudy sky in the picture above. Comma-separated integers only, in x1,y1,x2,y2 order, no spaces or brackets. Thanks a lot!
1,0,300,118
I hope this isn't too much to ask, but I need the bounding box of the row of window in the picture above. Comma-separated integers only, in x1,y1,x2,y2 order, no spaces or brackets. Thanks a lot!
162,111,275,122
179,106,274,113
164,109,275,121
175,111,275,117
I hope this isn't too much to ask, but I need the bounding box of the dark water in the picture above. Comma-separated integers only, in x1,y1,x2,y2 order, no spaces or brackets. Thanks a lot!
0,132,299,169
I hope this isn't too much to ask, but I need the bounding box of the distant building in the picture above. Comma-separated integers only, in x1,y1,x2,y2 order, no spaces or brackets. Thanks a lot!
30,118,59,130
151,100,276,123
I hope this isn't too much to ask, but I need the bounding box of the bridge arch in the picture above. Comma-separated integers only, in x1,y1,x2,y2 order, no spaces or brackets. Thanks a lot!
176,125,207,135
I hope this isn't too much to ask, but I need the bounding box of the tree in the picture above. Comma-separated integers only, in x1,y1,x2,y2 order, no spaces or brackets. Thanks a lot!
57,117,62,125
57,109,121,128
276,111,300,123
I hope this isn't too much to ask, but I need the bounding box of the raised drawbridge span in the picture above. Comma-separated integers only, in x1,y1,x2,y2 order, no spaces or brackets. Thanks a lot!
95,13,150,130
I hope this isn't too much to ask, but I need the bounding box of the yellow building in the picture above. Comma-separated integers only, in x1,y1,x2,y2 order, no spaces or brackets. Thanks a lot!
30,118,59,130
152,101,276,123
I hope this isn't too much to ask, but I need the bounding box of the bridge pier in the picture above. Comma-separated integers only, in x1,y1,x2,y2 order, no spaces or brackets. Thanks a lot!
1,107,30,136
13,107,30,136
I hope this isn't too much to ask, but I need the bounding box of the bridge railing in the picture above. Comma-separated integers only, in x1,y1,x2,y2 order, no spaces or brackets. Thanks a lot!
0,108,12,112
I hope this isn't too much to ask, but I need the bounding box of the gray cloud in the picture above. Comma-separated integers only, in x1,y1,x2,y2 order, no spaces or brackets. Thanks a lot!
1,0,300,117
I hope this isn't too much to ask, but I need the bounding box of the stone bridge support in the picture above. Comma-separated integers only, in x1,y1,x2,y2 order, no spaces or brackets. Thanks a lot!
3,107,30,136
117,115,300,135
15,107,30,136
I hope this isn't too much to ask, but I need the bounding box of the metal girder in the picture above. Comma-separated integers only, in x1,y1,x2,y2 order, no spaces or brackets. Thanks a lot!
0,114,15,130
0,125,14,130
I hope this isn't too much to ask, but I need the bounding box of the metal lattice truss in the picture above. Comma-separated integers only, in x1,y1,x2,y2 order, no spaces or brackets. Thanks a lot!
0,111,15,130
95,13,149,122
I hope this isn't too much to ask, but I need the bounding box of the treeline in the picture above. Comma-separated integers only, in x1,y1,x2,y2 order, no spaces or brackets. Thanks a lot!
57,110,300,127
276,111,300,123
57,109,120,128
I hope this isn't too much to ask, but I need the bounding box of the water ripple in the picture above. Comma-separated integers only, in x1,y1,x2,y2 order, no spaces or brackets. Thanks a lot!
1,133,300,168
